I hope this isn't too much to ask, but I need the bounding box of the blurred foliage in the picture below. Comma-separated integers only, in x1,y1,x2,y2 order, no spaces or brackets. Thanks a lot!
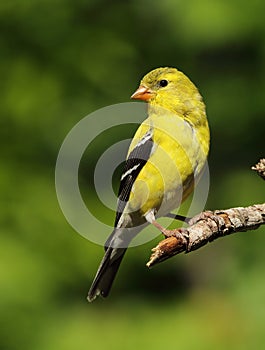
0,0,265,349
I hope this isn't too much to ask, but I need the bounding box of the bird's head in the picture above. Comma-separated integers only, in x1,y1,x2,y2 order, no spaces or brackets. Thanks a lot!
131,67,204,116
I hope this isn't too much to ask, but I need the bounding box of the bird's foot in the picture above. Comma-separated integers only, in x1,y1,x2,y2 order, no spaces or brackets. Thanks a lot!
162,227,188,242
150,218,188,242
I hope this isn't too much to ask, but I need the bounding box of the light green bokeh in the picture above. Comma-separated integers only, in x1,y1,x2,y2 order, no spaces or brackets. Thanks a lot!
0,1,264,349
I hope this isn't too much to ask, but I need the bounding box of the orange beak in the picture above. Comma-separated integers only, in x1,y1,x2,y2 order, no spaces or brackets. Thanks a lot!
131,85,152,101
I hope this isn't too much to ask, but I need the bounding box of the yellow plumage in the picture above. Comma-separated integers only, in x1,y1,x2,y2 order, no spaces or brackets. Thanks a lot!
125,67,209,224
87,67,210,301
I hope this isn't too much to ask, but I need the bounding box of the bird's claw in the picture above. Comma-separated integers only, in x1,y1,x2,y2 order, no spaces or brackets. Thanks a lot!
162,227,187,242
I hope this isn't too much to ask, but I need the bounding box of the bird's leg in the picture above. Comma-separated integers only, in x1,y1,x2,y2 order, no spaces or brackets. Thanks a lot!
164,213,191,223
151,219,170,236
145,210,187,240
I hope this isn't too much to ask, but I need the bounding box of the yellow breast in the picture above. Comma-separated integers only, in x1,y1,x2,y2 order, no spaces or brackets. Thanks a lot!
127,110,210,217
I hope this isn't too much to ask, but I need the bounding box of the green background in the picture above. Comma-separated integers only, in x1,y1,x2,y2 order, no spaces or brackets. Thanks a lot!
1,1,265,349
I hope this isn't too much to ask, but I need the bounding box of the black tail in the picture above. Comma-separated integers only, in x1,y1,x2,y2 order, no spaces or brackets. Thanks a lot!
87,226,143,302
87,246,127,302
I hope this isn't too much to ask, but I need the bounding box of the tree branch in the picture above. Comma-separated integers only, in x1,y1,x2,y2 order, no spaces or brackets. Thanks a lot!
147,158,265,268
252,158,265,180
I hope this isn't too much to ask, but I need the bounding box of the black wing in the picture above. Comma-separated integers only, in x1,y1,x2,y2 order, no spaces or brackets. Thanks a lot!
114,129,154,227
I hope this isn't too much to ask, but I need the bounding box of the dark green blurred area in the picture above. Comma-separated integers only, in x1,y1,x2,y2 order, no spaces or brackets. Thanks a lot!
1,1,265,349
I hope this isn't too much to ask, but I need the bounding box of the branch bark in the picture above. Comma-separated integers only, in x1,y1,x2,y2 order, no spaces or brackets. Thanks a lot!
147,158,265,268
252,158,265,180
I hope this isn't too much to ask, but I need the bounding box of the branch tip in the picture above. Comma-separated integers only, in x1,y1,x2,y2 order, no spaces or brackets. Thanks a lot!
146,159,265,267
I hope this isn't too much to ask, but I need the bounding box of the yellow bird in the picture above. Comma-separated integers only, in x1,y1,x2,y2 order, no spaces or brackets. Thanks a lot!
87,67,210,301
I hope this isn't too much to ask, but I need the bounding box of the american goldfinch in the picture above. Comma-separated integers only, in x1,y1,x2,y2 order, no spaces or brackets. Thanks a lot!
87,67,210,302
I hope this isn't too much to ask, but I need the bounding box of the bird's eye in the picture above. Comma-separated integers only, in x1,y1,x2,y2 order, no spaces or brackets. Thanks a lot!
159,79,168,87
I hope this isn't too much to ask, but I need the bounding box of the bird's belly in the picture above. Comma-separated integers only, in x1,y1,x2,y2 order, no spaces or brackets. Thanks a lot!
128,146,205,216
